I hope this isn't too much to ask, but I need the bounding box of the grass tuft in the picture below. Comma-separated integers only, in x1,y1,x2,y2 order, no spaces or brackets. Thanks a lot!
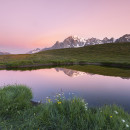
0,85,32,116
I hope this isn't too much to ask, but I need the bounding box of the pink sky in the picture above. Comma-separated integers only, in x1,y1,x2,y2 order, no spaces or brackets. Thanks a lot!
0,0,130,54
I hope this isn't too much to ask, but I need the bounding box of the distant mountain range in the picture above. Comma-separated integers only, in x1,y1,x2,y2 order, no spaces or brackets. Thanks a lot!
0,51,10,55
0,34,129,55
26,34,130,54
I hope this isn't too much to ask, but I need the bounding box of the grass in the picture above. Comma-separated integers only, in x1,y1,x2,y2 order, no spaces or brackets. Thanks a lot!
0,85,130,129
0,42,130,68
0,85,32,117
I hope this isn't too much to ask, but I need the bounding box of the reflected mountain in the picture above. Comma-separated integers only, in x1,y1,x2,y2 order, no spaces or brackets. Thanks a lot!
55,65,130,79
55,67,89,77
64,65,130,79
3,64,130,79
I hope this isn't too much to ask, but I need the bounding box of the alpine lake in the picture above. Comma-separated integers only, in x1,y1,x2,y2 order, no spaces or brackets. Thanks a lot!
0,65,130,112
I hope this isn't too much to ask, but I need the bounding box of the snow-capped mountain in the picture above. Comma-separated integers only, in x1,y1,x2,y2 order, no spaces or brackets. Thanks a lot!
115,34,130,43
39,36,114,52
28,34,130,54
51,36,87,49
0,51,10,55
27,48,41,54
102,37,114,43
47,36,114,50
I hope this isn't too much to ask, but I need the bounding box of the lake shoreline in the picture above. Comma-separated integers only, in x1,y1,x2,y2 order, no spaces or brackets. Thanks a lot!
0,62,130,69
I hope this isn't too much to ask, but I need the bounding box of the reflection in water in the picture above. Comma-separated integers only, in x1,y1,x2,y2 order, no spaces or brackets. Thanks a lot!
55,68,87,77
0,67,130,111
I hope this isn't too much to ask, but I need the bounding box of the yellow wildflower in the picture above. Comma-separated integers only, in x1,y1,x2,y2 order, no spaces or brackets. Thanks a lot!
110,116,112,118
57,101,62,104
48,99,51,103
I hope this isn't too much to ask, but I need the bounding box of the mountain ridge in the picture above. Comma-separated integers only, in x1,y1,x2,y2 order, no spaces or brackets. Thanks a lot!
27,34,130,54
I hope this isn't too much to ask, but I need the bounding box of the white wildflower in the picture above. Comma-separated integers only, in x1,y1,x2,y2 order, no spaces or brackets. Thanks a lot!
122,119,125,123
114,111,118,114
126,124,129,128
84,104,88,110
56,95,59,97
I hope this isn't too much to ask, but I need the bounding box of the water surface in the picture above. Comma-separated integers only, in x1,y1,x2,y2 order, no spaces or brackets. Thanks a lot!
0,66,130,111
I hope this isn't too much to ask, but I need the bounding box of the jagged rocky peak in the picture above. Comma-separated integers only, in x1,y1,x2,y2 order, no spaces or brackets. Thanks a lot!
102,37,114,43
63,36,73,45
0,51,10,55
103,37,109,41
51,41,62,49
72,35,87,43
27,48,41,54
123,34,130,39
62,36,86,48
63,36,87,44
55,41,60,45
51,36,87,49
63,36,77,44
35,48,41,51
86,37,103,45
116,34,130,43
52,41,60,47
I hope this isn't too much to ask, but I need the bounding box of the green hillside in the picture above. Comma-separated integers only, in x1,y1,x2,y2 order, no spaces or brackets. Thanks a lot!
0,42,130,68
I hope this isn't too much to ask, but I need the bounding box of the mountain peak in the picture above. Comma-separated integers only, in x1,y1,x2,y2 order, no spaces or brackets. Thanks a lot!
102,37,114,43
27,48,41,54
103,37,109,40
115,34,130,43
65,35,87,43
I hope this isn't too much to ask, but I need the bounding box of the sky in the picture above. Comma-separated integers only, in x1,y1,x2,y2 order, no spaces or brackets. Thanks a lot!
0,0,130,54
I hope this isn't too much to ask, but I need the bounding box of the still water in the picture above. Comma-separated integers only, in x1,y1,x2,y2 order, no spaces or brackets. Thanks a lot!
0,66,130,111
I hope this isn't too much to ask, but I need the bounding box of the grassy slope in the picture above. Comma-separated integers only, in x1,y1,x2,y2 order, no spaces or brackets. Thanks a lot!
0,85,130,129
0,42,130,68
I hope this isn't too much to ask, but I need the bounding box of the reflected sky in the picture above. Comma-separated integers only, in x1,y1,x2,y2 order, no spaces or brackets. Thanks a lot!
0,67,130,111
